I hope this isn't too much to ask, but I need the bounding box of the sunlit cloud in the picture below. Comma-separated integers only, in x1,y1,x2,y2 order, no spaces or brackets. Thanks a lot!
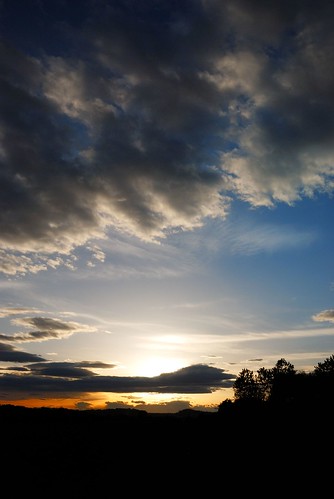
0,307,42,317
312,309,334,324
0,250,77,276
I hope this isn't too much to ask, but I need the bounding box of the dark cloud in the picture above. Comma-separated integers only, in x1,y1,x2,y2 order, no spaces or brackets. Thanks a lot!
1,0,334,274
26,361,115,378
0,316,97,342
0,342,46,363
104,397,220,413
0,363,235,399
105,399,195,413
75,401,93,410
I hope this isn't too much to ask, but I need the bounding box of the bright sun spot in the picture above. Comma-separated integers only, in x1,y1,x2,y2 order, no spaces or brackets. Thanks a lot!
136,357,185,377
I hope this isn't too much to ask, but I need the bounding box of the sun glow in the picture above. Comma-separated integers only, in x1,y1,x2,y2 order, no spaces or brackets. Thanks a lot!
136,356,185,377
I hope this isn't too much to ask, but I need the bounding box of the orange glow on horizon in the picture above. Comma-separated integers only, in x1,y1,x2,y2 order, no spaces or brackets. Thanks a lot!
0,399,104,410
0,387,233,412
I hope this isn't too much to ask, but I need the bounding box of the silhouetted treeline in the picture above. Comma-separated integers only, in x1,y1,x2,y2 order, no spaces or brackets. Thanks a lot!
218,354,334,417
1,356,333,493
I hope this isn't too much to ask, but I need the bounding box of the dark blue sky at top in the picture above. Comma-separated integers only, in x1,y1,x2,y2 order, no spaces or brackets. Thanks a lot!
0,0,214,56
0,0,89,56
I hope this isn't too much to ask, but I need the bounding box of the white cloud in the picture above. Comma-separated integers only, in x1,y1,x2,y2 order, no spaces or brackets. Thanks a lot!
312,310,334,324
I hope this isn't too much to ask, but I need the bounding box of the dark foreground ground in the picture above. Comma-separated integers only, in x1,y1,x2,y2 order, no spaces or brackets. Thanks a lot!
1,404,332,494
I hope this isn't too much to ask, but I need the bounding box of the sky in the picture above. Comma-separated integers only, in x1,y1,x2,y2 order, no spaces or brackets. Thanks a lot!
0,0,333,413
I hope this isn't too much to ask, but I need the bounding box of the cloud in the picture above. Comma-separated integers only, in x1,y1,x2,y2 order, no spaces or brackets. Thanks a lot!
0,316,97,342
86,245,106,267
1,1,334,274
0,342,46,363
222,221,316,255
75,401,93,410
0,307,42,318
0,363,235,399
0,251,48,276
0,251,78,276
26,361,116,378
312,310,334,324
105,399,198,414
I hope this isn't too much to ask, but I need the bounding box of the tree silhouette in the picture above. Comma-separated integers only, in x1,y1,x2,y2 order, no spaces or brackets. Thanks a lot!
231,358,297,404
219,354,334,414
314,354,334,375
268,358,296,404
233,368,262,402
312,354,334,404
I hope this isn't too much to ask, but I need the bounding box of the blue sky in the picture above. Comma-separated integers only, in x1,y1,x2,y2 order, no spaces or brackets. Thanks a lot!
0,0,333,412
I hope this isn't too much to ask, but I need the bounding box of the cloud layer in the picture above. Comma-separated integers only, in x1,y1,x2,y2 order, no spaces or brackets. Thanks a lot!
1,1,334,274
0,360,235,399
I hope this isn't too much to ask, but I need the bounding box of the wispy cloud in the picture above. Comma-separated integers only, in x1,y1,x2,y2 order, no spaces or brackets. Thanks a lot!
0,307,42,317
223,221,316,255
